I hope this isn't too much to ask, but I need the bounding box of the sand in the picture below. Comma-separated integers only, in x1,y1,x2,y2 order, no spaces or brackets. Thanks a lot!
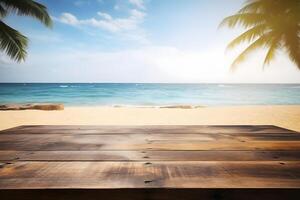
0,105,299,132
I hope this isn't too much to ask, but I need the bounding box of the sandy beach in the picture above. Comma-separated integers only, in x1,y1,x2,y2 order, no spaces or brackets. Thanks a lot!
0,105,299,132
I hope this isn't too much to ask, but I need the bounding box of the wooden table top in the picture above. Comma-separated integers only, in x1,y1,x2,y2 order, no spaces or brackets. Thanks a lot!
0,125,300,199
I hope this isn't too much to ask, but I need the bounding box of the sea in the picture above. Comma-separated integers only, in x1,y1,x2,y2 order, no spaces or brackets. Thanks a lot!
0,83,299,107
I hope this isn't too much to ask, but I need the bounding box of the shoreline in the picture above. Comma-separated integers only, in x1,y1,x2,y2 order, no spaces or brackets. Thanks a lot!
1,103,300,109
67,104,300,108
0,105,299,132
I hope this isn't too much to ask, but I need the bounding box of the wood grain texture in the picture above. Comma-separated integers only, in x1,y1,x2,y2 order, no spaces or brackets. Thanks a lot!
2,150,300,161
1,125,297,134
0,125,300,199
1,161,300,189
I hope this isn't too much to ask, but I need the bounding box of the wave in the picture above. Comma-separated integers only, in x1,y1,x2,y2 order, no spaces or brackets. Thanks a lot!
112,104,204,109
218,84,233,88
59,85,69,88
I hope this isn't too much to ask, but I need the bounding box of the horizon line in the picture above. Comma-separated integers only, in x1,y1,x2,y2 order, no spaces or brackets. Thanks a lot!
0,82,299,84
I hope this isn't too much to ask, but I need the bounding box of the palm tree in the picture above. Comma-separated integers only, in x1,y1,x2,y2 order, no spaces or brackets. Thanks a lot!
0,0,52,62
220,0,300,70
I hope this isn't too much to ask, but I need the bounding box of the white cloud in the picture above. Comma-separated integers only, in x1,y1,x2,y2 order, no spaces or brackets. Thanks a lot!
53,0,149,44
58,13,79,26
97,12,112,20
129,0,145,10
54,8,147,43
130,9,146,19
55,9,146,32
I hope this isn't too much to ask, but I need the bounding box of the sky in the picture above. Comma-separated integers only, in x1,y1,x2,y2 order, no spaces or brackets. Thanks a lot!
0,0,300,83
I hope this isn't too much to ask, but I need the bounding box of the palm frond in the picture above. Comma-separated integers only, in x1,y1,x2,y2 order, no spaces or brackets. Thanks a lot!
0,0,52,27
263,36,280,67
283,20,300,69
0,20,27,62
0,4,7,18
238,0,262,13
239,0,284,14
231,33,272,70
219,13,266,29
284,31,300,69
227,23,268,50
221,0,300,70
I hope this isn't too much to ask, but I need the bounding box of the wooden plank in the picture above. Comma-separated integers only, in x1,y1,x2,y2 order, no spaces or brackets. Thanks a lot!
1,138,300,150
1,125,297,134
1,128,300,151
1,133,300,153
0,161,300,189
1,132,300,142
1,150,300,161
0,151,144,161
0,133,218,143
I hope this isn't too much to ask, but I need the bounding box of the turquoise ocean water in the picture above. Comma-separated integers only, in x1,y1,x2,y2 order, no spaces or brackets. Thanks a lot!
0,83,299,107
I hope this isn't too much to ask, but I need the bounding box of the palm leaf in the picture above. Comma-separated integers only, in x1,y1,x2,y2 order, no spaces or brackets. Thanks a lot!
221,0,300,70
263,36,281,67
227,23,268,50
219,13,266,29
0,20,27,62
284,32,300,69
0,0,52,27
238,0,262,13
231,33,272,70
0,4,6,18
282,14,300,69
239,0,283,14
